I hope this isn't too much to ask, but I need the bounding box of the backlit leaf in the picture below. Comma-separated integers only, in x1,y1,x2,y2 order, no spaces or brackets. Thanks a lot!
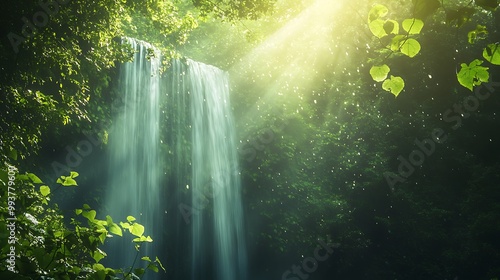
402,18,424,34
109,223,123,236
370,65,390,82
457,59,489,91
483,43,500,65
400,38,421,57
92,248,107,263
40,185,50,197
28,173,43,184
369,19,388,38
133,235,153,242
127,216,136,222
120,221,131,230
368,4,388,22
82,210,97,222
62,177,78,186
130,223,145,237
382,75,405,97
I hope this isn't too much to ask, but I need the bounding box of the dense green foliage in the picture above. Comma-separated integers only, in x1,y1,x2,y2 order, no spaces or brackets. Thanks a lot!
0,164,162,279
1,0,500,279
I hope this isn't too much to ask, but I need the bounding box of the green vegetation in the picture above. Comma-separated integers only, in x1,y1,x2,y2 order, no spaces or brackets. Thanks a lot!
1,0,500,279
0,164,162,279
367,0,500,96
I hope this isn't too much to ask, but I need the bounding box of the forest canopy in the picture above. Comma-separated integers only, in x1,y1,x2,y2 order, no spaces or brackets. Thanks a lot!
1,0,500,279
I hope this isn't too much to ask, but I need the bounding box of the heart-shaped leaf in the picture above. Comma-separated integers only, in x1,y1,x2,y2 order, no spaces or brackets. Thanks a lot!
400,38,421,57
40,185,50,197
382,75,405,97
402,18,424,34
370,65,391,82
130,223,145,237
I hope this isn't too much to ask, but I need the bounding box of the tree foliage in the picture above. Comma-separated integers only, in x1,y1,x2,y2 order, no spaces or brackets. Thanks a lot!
367,0,499,96
0,163,163,279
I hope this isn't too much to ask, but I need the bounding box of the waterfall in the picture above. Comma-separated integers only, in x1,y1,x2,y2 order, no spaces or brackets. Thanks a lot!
106,39,247,280
186,59,248,280
105,37,162,275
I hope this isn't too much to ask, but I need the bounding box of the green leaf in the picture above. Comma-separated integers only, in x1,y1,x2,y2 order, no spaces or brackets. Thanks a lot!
62,177,78,186
390,35,406,51
70,171,79,178
98,232,107,244
156,256,166,272
92,263,107,280
147,263,159,273
402,18,424,34
134,268,146,276
468,25,488,44
106,215,113,225
109,223,123,236
369,19,388,38
75,209,83,215
370,65,391,82
92,248,107,263
120,221,131,230
133,235,153,242
82,210,97,222
40,185,51,197
127,216,136,222
382,75,405,97
28,173,43,184
457,59,489,91
130,223,145,237
483,43,500,65
368,4,388,22
17,174,29,181
399,38,421,57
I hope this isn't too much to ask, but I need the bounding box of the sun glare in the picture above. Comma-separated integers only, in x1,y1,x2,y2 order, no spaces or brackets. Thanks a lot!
231,0,350,131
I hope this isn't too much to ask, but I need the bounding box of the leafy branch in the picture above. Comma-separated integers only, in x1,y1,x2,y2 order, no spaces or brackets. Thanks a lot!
367,3,426,97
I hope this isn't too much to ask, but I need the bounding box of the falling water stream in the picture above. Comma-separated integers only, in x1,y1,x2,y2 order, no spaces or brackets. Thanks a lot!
106,38,162,273
187,59,248,280
106,38,247,280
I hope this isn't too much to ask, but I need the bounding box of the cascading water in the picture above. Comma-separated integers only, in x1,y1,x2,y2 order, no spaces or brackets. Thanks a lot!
105,37,162,276
106,39,247,280
186,60,248,280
